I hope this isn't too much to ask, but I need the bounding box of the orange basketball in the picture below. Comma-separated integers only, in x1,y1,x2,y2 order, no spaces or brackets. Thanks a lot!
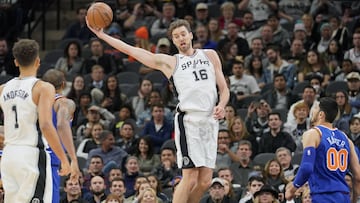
87,2,113,29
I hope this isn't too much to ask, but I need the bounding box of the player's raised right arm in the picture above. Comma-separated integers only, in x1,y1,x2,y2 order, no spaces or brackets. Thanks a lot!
86,17,175,78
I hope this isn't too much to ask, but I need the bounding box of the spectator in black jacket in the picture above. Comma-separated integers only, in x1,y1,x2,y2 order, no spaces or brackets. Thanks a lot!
261,73,294,110
152,146,181,190
258,112,296,154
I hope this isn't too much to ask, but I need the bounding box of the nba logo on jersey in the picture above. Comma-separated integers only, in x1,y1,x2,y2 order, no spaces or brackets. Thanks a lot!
307,149,311,156
183,156,190,166
31,198,40,203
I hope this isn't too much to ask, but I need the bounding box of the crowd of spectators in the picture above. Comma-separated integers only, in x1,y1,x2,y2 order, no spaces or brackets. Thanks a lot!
2,0,360,202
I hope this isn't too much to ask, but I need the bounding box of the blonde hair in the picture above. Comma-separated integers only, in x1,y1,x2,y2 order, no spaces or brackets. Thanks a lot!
138,188,158,203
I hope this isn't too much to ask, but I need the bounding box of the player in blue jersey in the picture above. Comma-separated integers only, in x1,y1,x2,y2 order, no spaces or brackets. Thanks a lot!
285,97,360,203
43,69,80,203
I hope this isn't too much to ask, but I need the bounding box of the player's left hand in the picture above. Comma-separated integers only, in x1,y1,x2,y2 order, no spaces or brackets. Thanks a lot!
69,161,81,183
213,106,225,120
285,182,296,200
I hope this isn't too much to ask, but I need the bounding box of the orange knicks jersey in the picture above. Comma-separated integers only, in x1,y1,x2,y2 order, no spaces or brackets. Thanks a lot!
309,125,350,194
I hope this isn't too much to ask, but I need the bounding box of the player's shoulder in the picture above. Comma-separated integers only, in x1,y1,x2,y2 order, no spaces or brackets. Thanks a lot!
202,49,218,56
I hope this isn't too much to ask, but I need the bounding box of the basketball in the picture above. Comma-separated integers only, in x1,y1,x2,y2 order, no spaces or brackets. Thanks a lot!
87,2,113,29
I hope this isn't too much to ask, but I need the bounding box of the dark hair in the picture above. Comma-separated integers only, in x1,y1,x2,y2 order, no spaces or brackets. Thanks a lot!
273,73,286,82
12,39,39,67
242,9,253,17
102,74,123,112
303,85,316,93
146,174,162,193
265,44,280,53
99,130,113,143
319,97,339,123
90,155,104,163
42,69,65,90
64,40,82,58
110,177,125,187
63,175,81,187
248,176,265,185
247,56,263,76
134,136,156,159
268,112,281,120
349,116,360,125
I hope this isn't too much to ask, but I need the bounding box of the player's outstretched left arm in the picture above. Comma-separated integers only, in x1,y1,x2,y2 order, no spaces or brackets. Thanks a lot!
205,49,229,120
55,97,80,181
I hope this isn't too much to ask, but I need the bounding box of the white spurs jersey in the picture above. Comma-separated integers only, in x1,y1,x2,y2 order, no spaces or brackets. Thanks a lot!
172,49,217,113
0,77,40,147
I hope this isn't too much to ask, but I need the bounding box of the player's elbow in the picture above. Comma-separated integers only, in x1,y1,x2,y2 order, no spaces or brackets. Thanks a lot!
39,121,55,134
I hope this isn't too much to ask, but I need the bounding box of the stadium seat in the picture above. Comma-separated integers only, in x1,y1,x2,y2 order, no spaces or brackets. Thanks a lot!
0,75,13,85
292,152,303,165
124,62,142,73
292,81,309,98
43,49,63,67
325,81,348,97
144,70,167,88
253,153,276,166
117,72,140,85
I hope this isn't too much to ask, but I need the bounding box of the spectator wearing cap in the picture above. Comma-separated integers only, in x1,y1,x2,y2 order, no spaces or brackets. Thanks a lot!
199,178,237,203
344,30,360,70
128,26,156,63
346,71,360,110
87,130,128,171
156,37,171,54
194,3,209,27
194,24,217,49
289,23,315,52
75,104,115,142
315,23,332,54
150,2,177,38
266,14,289,50
253,185,280,203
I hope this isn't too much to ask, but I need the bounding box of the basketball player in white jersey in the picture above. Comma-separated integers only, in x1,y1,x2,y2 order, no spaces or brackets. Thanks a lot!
42,69,80,203
0,39,70,203
86,19,229,203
